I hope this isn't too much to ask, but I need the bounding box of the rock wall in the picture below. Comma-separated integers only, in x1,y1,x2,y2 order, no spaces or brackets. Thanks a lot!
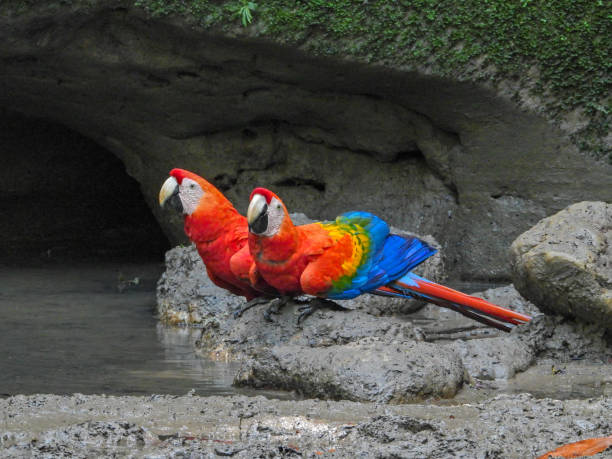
1,3,610,278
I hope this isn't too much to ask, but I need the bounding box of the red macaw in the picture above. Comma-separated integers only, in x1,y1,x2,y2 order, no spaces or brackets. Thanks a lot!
246,187,531,331
158,168,275,310
159,168,424,320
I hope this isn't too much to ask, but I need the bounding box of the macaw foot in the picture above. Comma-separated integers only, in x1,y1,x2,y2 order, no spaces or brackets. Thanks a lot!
263,296,291,322
297,298,343,324
233,297,273,319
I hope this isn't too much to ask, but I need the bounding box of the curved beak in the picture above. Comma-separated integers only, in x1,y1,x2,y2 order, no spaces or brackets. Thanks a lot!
247,194,268,234
159,176,182,212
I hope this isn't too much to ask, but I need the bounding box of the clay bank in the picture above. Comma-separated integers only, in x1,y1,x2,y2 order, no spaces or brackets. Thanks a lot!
1,0,610,279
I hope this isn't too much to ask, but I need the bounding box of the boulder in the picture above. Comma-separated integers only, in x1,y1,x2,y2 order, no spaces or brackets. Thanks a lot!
156,226,467,402
156,245,244,325
510,201,612,329
234,339,465,403
198,302,425,362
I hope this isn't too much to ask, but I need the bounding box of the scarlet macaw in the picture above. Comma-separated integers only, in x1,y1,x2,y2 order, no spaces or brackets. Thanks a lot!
158,168,276,309
246,187,531,331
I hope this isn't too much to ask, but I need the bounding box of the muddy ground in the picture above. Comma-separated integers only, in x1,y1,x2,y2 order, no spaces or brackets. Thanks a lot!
156,246,612,404
1,393,611,458
2,244,611,457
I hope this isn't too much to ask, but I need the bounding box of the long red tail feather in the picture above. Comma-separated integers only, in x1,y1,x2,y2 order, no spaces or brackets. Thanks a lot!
382,276,531,331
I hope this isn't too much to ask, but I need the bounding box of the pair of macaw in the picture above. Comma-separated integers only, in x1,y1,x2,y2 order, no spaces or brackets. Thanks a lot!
159,168,530,331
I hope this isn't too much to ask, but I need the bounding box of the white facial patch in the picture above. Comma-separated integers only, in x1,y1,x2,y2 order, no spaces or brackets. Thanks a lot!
262,196,285,237
247,194,286,237
178,177,204,215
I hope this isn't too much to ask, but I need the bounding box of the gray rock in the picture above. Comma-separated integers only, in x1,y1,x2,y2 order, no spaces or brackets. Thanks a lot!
156,232,462,403
424,284,611,379
447,336,534,380
157,243,610,402
235,339,465,403
514,314,612,363
154,233,463,402
198,302,424,360
510,201,612,329
156,245,244,325
418,285,538,381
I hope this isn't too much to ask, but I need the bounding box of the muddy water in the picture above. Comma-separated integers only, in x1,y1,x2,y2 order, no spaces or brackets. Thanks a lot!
0,263,286,398
1,263,609,401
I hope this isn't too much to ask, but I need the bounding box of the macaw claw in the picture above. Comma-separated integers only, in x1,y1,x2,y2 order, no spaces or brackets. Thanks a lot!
233,297,273,319
263,296,291,322
297,298,345,324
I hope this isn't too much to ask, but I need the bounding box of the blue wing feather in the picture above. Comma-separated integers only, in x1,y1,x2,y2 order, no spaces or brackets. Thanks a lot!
324,211,437,299
359,235,436,292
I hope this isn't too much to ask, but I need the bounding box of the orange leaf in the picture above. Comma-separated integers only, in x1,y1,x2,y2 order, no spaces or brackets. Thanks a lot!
536,435,612,459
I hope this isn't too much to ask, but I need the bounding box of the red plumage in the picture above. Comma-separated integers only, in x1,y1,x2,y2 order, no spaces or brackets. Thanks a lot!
162,169,275,301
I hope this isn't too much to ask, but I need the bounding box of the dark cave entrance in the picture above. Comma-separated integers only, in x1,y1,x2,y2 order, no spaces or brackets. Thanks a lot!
0,110,171,264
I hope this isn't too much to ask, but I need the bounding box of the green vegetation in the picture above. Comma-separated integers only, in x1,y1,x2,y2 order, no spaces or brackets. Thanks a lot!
131,0,610,161
236,0,257,26
3,0,610,159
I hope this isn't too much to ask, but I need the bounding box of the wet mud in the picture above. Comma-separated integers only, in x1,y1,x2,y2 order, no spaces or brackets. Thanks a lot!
1,393,611,457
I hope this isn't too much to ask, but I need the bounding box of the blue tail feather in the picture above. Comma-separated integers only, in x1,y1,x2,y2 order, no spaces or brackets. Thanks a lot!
360,235,436,292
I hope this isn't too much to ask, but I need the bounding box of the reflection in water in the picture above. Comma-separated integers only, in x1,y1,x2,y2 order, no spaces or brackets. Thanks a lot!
1,264,608,401
0,263,286,398
124,325,239,390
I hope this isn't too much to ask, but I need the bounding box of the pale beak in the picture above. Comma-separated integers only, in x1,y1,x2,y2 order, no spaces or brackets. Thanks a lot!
247,194,268,234
159,176,180,210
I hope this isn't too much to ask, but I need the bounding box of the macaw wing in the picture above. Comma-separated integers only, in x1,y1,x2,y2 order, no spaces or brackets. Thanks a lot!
321,212,436,299
300,211,389,298
359,234,437,292
229,245,254,286
230,245,277,296
298,222,336,257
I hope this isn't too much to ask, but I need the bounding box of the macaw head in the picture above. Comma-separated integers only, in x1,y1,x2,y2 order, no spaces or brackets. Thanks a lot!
159,168,227,216
247,187,291,237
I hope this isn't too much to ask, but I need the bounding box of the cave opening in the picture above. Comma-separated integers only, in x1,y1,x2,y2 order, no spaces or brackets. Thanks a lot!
0,110,171,265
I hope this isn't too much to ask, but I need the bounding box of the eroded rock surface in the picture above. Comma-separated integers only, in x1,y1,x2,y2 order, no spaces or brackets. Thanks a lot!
235,340,465,403
510,201,612,329
157,244,245,325
2,3,611,279
157,242,612,402
157,234,466,403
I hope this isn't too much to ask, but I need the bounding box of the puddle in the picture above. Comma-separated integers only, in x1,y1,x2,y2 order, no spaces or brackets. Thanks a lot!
0,263,289,399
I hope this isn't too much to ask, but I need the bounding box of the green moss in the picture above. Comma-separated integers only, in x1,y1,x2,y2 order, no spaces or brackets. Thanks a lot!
3,0,609,160
132,0,610,161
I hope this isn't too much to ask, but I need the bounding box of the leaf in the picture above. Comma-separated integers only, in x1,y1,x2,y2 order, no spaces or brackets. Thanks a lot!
536,435,612,459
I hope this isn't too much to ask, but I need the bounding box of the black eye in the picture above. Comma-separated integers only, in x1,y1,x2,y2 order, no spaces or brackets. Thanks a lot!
276,203,281,209
189,183,195,189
